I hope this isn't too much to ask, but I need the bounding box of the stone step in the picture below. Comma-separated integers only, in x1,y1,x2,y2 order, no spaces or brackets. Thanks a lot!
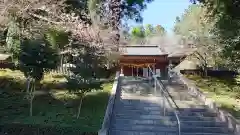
173,102,208,110
113,119,226,127
174,104,209,109
120,95,158,99
116,104,210,112
117,100,161,106
167,88,192,93
180,121,226,127
172,100,205,106
112,125,177,132
115,105,162,111
114,109,217,117
113,119,176,126
169,95,198,100
109,130,169,135
114,114,219,121
170,111,217,117
182,133,233,135
110,129,232,135
168,89,200,95
120,97,159,101
112,124,231,133
182,127,231,133
178,108,211,112
115,110,163,115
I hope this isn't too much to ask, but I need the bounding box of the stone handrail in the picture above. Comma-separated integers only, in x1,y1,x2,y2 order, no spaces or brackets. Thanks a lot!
172,69,240,135
98,71,120,135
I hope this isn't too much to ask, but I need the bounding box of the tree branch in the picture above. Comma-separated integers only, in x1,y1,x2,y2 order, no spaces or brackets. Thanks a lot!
28,12,62,24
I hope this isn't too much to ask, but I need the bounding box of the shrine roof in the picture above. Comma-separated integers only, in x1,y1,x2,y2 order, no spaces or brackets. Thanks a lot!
119,45,167,56
0,54,11,61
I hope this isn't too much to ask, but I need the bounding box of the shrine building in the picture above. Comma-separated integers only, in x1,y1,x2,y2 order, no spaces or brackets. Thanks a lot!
119,45,169,78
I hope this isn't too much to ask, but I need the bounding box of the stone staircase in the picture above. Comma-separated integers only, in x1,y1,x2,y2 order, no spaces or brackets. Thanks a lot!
109,77,180,135
163,80,234,135
108,77,234,135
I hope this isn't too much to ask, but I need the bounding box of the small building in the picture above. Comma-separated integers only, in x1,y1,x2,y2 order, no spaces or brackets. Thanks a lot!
119,45,169,78
168,48,196,67
0,54,13,69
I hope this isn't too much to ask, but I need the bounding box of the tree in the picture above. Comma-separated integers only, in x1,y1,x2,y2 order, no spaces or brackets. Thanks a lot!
66,41,104,118
128,24,166,45
154,25,166,36
5,19,20,60
131,26,145,38
120,23,131,42
130,25,146,44
145,24,154,37
195,0,240,71
173,4,220,75
45,28,70,73
144,24,155,44
66,75,102,118
19,39,59,116
45,28,69,50
0,0,154,56
175,16,181,23
0,0,101,43
107,0,154,49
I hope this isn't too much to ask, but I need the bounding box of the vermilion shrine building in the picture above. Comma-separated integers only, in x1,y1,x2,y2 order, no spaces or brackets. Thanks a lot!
118,45,192,78
119,45,169,78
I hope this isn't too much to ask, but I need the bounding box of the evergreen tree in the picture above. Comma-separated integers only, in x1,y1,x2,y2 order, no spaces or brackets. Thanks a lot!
19,39,59,116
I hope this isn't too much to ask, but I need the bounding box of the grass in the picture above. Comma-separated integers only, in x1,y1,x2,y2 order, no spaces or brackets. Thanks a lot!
185,74,240,118
0,69,113,132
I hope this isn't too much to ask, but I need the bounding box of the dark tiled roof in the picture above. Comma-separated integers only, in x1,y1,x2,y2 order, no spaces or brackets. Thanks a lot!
119,45,167,56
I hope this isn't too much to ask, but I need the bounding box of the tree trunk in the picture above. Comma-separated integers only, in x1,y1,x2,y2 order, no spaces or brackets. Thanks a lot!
203,64,208,77
30,96,33,116
77,93,85,119
29,81,33,116
60,55,63,74
29,80,35,117
26,77,30,93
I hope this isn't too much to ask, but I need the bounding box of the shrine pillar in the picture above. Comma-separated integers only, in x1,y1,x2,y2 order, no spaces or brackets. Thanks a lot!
131,66,133,76
120,65,124,76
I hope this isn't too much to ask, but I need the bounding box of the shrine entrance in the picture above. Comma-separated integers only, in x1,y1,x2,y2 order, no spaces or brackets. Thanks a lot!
120,63,157,77
118,45,169,78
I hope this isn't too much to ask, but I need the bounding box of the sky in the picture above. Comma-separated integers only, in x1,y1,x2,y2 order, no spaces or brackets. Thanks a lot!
129,0,191,34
